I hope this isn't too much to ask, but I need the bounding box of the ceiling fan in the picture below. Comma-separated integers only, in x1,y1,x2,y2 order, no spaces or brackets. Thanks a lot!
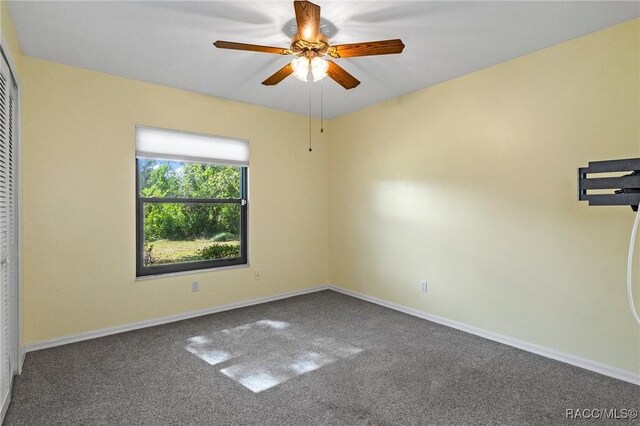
213,0,405,90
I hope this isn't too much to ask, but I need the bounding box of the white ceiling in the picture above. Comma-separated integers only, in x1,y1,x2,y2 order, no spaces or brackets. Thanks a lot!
8,1,640,118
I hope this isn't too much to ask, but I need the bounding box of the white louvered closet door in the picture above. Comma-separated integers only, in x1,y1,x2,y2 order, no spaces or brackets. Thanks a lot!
0,52,17,412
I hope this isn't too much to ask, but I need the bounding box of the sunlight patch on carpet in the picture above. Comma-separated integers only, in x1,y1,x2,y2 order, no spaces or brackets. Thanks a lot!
185,320,363,392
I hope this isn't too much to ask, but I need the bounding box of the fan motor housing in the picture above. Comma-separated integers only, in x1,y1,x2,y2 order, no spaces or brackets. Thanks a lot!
290,33,329,56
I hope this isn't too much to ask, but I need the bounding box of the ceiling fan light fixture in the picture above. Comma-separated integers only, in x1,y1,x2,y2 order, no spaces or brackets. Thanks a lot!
215,1,403,90
291,56,328,82
311,57,328,82
291,56,310,81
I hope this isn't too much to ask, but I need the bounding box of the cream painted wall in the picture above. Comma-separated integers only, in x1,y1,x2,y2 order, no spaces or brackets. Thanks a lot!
329,19,640,373
21,57,329,344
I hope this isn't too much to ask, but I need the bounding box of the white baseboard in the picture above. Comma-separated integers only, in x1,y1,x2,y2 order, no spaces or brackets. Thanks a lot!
24,285,330,352
22,283,638,386
18,347,25,374
328,285,640,386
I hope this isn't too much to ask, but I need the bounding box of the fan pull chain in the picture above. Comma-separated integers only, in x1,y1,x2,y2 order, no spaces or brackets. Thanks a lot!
320,80,324,133
308,84,312,152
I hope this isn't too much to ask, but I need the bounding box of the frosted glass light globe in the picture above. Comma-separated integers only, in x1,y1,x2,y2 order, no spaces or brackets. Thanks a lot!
291,57,310,82
291,57,328,82
311,57,329,82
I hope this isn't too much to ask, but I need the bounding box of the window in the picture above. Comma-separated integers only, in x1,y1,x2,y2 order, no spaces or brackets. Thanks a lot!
136,126,248,276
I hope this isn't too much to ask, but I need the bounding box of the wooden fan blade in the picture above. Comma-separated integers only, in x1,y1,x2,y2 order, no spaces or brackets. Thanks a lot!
262,63,294,86
214,40,291,55
327,39,405,58
294,1,321,42
326,60,360,90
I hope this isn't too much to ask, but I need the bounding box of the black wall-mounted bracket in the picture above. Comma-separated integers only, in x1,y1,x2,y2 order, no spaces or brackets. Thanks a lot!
578,158,640,211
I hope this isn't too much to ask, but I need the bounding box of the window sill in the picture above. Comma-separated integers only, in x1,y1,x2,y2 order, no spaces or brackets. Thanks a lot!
135,262,250,281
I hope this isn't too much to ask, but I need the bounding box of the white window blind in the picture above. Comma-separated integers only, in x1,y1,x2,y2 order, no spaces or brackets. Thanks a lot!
136,126,249,166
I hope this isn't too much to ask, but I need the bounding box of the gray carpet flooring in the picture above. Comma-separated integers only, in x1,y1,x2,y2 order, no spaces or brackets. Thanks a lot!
5,290,639,425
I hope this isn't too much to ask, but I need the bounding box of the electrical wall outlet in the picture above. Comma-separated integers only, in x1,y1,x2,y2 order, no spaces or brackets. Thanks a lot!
191,281,200,292
420,280,427,293
254,271,262,281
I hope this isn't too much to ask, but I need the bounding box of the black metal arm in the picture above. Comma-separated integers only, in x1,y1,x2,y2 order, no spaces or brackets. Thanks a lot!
578,158,640,211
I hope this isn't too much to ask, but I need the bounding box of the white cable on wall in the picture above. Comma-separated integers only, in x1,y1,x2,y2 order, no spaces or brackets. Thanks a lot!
627,207,640,326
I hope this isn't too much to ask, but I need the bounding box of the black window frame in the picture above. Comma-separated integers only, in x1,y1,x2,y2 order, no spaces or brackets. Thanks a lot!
135,158,248,277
